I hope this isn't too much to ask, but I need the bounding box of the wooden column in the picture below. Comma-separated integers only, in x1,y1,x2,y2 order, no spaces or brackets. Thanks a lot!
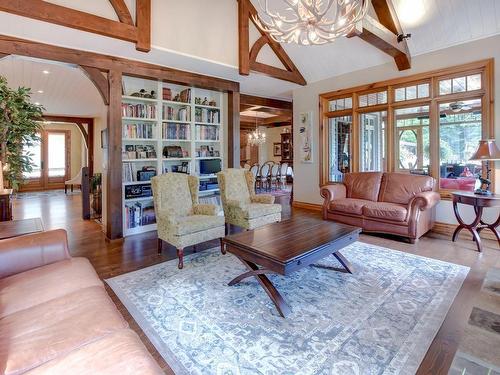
227,91,241,168
106,69,123,239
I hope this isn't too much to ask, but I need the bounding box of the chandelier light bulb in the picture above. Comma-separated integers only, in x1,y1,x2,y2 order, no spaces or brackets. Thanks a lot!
253,0,368,45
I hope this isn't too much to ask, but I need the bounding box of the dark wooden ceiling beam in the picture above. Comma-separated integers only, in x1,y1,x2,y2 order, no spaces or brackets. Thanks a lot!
108,0,134,25
237,0,306,86
349,15,411,71
240,94,292,110
0,0,151,52
366,0,411,70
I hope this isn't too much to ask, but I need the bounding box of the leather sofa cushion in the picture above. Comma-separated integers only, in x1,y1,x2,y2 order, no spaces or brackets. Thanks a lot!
344,172,382,201
0,257,102,319
378,173,435,205
244,203,282,219
24,330,163,375
172,214,225,236
330,198,367,215
363,202,408,222
0,286,128,375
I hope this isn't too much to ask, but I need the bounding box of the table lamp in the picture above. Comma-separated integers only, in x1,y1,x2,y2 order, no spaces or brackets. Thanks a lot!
469,139,500,195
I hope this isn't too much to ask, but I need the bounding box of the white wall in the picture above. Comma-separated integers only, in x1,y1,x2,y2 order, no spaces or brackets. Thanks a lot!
258,126,290,164
293,34,500,224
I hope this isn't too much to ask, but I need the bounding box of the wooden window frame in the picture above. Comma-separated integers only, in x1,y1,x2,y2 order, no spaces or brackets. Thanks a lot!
319,59,495,199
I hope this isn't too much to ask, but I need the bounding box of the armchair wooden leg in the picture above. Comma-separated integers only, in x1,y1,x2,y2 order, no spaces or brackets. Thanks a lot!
64,185,67,194
71,185,74,193
225,223,229,235
157,238,163,254
220,238,226,254
177,248,184,269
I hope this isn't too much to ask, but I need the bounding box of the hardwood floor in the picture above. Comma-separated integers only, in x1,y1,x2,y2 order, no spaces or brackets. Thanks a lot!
11,190,500,374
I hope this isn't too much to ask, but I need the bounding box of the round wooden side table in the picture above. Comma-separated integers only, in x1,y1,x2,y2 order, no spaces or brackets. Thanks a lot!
451,191,500,252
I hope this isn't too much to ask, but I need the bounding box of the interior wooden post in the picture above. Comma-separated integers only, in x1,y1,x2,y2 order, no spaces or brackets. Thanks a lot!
106,69,123,239
227,91,241,168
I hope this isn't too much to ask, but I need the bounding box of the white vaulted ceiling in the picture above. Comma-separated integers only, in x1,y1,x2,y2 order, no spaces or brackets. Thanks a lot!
0,56,104,116
0,0,499,99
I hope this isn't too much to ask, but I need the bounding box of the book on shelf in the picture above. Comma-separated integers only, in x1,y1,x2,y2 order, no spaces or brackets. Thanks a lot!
122,103,156,119
195,125,220,141
162,105,191,122
122,123,154,139
179,88,191,103
122,144,156,160
162,122,190,140
195,108,220,124
125,200,156,229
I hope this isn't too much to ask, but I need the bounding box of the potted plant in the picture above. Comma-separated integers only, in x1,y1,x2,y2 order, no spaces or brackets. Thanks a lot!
0,76,43,190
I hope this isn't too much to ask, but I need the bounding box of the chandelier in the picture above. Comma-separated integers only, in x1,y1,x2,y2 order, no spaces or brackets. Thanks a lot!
253,0,369,45
248,116,266,146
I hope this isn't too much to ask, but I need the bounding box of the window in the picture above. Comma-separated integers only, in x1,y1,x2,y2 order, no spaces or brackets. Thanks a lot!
319,60,493,194
358,90,387,107
328,116,352,182
22,134,42,179
439,98,482,191
360,111,386,172
329,97,352,111
395,106,430,173
439,74,482,95
394,83,430,102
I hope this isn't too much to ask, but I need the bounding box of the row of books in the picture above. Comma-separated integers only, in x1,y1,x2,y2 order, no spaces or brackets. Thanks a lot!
162,123,190,140
162,105,190,122
122,103,157,119
123,145,156,160
195,125,220,141
125,201,156,229
195,108,220,124
122,123,154,139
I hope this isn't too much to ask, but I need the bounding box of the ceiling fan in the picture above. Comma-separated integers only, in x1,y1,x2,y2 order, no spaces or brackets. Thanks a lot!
448,101,472,112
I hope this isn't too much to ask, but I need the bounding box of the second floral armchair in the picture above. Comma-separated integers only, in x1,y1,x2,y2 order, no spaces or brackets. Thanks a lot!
217,168,282,230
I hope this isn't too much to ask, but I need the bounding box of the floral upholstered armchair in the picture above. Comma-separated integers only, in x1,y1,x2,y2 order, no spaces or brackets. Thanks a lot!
151,173,225,269
217,168,282,230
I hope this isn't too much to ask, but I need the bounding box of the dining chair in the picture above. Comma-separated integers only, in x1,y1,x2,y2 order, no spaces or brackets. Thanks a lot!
270,163,280,191
279,162,288,190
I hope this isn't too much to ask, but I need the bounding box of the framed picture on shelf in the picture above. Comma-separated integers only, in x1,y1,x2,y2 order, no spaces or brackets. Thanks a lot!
273,143,282,156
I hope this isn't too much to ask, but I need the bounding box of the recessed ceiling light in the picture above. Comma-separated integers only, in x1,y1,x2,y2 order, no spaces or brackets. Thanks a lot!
37,90,44,94
42,70,50,74
34,102,40,105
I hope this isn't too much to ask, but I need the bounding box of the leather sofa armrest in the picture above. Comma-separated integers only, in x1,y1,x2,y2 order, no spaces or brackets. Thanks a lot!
193,204,222,216
0,229,71,279
409,191,441,211
251,194,275,204
320,184,347,204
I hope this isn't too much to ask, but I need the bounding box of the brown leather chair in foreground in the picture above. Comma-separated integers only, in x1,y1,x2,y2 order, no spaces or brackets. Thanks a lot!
0,229,163,375
321,172,440,243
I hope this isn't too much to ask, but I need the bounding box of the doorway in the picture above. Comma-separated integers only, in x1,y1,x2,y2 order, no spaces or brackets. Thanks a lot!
21,129,71,191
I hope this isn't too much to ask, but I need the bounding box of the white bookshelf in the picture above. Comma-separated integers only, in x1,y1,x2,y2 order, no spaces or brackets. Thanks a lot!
121,76,224,236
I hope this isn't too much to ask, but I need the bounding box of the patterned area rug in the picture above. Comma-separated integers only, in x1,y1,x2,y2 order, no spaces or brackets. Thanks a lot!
107,243,469,375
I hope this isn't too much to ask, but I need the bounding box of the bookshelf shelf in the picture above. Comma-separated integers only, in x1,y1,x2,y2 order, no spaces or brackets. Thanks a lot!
122,117,157,122
122,158,157,162
122,95,158,103
123,138,156,142
121,76,224,236
195,104,220,110
195,122,220,126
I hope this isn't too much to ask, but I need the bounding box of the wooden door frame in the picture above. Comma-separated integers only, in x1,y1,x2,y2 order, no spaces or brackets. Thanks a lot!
20,129,71,191
0,34,240,240
42,115,95,178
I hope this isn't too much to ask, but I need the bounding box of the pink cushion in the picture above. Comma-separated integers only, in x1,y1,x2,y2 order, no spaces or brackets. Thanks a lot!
0,286,128,375
363,202,408,222
439,177,475,191
330,198,367,215
24,330,163,375
0,258,102,319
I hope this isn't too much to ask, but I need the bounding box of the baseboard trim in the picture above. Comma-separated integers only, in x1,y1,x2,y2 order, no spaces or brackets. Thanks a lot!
292,201,322,211
432,221,497,241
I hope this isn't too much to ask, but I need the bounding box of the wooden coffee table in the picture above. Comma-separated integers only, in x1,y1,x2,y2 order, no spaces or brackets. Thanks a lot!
221,217,361,317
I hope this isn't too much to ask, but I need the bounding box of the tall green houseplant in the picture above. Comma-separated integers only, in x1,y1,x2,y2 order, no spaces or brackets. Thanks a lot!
0,76,43,190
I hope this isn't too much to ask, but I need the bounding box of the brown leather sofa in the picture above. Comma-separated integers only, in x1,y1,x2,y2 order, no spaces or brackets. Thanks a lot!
321,172,440,243
0,229,163,375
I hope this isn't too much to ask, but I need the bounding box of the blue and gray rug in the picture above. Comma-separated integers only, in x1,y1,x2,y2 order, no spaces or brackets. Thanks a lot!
106,242,469,375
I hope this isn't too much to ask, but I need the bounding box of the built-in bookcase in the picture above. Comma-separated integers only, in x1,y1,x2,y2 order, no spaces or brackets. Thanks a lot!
121,76,224,236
